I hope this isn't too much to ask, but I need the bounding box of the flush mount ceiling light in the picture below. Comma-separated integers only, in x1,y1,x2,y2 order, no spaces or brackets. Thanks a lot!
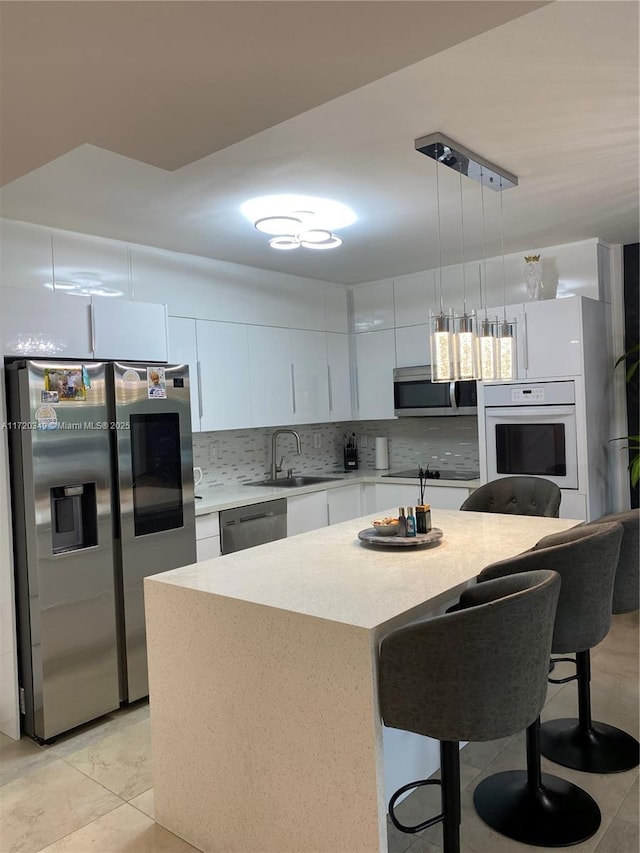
418,133,518,381
242,194,355,252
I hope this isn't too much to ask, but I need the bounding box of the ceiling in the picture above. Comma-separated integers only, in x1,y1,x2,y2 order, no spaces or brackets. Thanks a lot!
0,0,638,286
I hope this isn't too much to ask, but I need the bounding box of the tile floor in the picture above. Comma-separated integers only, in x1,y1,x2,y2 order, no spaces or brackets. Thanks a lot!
1,612,637,853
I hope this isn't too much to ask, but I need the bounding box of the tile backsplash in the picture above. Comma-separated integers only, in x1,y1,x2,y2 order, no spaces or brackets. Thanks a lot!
192,418,479,489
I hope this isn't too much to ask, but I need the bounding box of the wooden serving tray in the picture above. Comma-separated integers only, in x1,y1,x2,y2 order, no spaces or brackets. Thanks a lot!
358,527,443,548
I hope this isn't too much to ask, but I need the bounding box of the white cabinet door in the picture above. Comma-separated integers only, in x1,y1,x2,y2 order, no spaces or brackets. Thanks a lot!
0,220,53,293
395,324,430,368
374,484,421,515
196,513,221,561
393,272,435,327
355,329,396,420
247,325,294,427
197,320,252,431
524,298,582,378
423,486,471,510
92,299,168,361
327,484,362,525
168,317,201,431
287,491,328,536
326,332,352,421
52,230,131,300
352,280,395,332
290,329,330,425
1,286,92,358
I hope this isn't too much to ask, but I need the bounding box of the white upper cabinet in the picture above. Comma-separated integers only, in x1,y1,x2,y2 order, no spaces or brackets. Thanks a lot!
1,286,92,359
523,298,582,378
487,297,583,380
325,286,349,333
168,317,201,432
247,326,295,427
289,329,330,425
355,329,396,420
91,299,168,361
52,231,131,300
393,272,435,327
0,220,53,292
352,280,394,332
326,333,352,421
395,324,430,368
197,320,252,431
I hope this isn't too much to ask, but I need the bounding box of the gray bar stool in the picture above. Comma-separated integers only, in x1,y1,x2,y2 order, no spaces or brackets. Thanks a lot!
379,570,579,853
459,476,561,517
539,509,640,773
473,521,623,847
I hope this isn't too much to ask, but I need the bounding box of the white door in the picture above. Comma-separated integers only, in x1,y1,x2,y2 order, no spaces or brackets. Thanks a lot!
326,332,352,421
92,299,168,361
355,329,396,420
168,317,201,431
197,320,252,431
247,325,294,427
290,329,330,424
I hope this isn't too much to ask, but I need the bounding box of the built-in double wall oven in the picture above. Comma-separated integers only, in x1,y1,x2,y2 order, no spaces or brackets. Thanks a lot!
483,380,578,490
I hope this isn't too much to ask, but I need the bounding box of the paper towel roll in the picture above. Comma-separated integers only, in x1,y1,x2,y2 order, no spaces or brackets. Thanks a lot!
375,437,389,470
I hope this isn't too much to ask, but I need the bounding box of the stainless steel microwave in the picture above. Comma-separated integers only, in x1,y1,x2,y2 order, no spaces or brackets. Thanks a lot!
393,365,477,417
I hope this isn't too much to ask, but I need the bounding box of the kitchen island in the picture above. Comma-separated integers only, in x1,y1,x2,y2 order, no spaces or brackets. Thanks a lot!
145,508,578,853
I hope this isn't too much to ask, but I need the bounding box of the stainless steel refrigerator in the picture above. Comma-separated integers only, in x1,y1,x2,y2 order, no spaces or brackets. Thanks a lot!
6,359,196,741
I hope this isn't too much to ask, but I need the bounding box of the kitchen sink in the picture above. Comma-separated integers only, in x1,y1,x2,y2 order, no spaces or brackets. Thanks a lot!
246,476,343,488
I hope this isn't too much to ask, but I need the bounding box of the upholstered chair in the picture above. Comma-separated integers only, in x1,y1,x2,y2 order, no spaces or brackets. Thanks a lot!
459,476,561,517
585,508,639,614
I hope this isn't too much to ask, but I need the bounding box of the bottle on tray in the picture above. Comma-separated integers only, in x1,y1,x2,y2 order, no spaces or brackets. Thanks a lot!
405,507,416,537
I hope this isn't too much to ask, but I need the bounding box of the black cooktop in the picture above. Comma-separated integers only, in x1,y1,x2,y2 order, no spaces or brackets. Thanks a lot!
383,469,479,481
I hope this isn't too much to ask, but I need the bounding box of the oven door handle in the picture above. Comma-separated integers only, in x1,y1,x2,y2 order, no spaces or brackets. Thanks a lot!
449,382,458,413
486,405,575,419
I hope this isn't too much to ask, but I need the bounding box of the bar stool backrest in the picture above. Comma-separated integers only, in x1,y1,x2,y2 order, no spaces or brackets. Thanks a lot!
459,476,561,517
585,509,639,614
479,521,623,655
379,570,560,743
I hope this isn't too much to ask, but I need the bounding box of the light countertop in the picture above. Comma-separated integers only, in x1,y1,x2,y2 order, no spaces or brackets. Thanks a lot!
194,468,481,515
149,508,577,631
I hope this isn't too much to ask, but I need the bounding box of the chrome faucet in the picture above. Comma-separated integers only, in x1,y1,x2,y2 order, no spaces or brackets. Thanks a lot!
270,429,301,479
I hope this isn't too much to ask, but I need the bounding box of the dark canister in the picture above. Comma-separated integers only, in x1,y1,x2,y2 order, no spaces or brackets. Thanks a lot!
416,504,432,533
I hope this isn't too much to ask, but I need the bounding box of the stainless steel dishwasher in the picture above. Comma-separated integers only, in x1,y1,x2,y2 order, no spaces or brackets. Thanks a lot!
219,499,287,555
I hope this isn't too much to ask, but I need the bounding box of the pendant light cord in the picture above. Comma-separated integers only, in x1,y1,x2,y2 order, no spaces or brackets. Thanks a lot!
459,162,467,315
480,168,488,320
500,177,507,322
435,151,443,314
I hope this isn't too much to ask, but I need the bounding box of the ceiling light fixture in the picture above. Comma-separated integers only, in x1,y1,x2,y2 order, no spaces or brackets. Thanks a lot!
416,132,518,381
242,194,355,253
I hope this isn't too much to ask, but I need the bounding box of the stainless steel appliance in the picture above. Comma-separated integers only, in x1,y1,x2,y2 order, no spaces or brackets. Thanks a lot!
6,359,196,741
220,499,287,555
482,380,578,490
393,365,477,417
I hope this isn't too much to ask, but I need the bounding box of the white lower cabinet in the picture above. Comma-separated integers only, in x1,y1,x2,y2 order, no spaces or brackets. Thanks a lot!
287,491,328,536
327,484,362,525
374,483,472,514
196,513,221,561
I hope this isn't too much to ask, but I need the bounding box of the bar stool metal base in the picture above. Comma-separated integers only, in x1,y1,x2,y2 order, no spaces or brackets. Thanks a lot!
540,718,640,774
474,770,601,847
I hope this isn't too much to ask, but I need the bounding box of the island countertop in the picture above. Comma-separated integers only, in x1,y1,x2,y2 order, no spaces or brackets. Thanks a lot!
148,508,578,631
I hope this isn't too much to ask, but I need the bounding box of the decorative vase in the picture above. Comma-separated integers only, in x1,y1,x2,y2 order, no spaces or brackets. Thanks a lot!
524,254,543,300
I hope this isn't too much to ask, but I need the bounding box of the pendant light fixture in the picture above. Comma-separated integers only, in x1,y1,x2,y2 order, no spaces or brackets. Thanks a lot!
428,147,456,382
415,133,518,382
496,177,517,380
453,159,478,381
476,167,498,380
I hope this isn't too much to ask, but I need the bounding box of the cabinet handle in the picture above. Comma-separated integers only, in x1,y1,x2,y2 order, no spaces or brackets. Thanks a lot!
196,360,203,420
327,365,333,412
90,304,96,354
290,364,296,413
523,312,529,371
